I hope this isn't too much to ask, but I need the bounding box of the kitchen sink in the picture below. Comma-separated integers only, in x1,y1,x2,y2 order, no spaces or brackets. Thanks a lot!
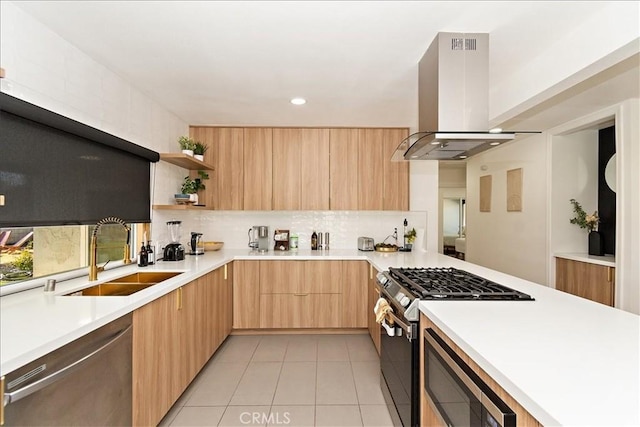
64,271,182,296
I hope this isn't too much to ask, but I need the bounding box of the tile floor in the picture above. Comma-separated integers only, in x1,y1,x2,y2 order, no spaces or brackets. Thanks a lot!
159,334,394,427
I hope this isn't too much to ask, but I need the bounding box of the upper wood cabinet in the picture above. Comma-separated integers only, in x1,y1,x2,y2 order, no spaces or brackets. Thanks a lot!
273,128,330,210
358,128,409,210
185,126,408,211
244,128,273,210
330,129,359,210
382,128,410,210
190,127,244,210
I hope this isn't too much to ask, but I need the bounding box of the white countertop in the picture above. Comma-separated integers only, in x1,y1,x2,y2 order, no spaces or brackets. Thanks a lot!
1,249,638,426
554,252,616,267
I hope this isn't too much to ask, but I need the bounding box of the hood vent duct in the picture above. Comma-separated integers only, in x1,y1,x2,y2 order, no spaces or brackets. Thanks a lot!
393,32,538,161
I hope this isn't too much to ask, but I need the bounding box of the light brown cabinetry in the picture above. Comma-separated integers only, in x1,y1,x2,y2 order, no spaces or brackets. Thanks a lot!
190,127,244,210
233,260,261,329
259,260,341,328
367,264,381,354
555,258,615,306
244,128,273,210
272,128,330,210
233,260,367,330
357,128,409,210
420,313,542,427
342,260,368,328
329,129,359,210
132,265,232,426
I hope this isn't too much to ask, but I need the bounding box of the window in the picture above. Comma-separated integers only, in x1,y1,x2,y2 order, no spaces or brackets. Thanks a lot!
0,223,139,289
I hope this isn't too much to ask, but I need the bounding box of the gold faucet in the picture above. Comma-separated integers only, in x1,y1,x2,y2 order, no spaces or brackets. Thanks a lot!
89,217,132,281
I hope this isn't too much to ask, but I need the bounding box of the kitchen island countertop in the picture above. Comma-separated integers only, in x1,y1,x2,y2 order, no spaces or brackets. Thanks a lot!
1,249,638,426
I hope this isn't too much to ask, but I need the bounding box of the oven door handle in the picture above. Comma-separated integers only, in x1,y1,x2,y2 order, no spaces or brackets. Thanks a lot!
386,311,414,341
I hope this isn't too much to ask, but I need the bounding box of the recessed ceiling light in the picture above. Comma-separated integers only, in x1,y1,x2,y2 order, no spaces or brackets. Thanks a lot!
459,155,468,159
430,141,440,145
290,97,306,105
489,127,503,133
489,142,501,146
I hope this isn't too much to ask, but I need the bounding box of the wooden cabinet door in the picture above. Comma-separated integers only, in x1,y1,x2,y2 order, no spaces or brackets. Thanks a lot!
273,128,302,210
329,128,359,210
555,258,615,306
368,266,381,354
179,281,201,389
260,260,305,294
233,260,261,329
304,260,342,294
311,294,342,328
244,128,273,210
300,129,330,210
190,127,244,210
260,294,313,328
215,128,244,210
342,261,368,328
132,290,180,427
382,128,409,210
357,129,385,210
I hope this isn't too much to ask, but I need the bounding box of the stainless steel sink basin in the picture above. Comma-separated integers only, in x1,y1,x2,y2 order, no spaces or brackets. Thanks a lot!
64,272,182,296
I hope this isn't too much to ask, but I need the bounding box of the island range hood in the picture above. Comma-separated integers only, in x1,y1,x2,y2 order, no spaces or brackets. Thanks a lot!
392,32,538,161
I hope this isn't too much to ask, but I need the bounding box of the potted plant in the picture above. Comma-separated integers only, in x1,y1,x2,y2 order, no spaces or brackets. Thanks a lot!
193,141,209,162
178,136,196,156
569,198,602,255
177,170,209,204
404,228,417,250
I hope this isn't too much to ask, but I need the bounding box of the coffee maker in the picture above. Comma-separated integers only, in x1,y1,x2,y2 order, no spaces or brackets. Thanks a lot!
163,220,185,261
248,226,269,252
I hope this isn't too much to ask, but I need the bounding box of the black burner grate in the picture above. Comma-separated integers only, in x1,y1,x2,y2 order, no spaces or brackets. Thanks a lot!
388,267,534,300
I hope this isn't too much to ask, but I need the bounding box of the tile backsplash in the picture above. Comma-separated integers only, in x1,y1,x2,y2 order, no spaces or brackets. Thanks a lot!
151,210,428,252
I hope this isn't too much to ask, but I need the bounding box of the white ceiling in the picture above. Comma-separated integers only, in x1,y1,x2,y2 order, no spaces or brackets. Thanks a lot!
13,1,621,128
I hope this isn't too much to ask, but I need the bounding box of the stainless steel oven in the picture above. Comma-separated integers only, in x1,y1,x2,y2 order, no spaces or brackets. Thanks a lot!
424,328,516,427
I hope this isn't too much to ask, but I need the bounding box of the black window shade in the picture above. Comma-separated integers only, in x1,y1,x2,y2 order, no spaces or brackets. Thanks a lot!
0,92,159,227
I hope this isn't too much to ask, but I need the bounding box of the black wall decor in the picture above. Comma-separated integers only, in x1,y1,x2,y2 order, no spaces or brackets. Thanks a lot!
0,92,159,227
598,126,616,255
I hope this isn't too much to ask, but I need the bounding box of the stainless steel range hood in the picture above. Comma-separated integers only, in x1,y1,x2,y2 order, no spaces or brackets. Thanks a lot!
393,32,537,161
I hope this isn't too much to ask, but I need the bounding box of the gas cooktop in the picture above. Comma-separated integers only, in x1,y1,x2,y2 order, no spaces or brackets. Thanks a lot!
387,267,534,301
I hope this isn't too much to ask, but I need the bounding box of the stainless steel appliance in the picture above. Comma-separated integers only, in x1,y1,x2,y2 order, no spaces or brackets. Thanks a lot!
424,328,516,427
358,236,374,251
248,226,269,252
1,314,132,426
164,220,185,261
190,232,204,255
375,267,533,426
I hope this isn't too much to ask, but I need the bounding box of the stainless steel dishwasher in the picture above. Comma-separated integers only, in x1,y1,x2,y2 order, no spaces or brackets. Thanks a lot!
1,313,132,426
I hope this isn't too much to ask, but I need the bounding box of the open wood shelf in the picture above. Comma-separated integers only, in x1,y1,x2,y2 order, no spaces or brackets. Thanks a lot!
159,153,215,170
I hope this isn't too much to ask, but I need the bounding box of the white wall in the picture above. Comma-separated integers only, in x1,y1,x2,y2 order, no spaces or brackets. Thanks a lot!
151,210,427,253
489,2,640,124
550,129,600,255
466,133,548,285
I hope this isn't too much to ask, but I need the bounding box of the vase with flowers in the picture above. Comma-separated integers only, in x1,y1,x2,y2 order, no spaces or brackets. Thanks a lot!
569,198,603,255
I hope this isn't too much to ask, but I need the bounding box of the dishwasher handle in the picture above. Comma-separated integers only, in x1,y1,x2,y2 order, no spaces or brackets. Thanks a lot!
3,325,132,407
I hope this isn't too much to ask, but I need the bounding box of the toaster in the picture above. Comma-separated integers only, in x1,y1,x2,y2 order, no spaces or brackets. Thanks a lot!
358,237,375,251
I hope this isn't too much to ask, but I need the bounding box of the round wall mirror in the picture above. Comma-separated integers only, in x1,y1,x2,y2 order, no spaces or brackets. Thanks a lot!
604,153,617,193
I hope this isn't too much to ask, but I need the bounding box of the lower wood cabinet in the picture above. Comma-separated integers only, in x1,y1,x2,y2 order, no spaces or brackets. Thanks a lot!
233,260,368,330
367,264,381,355
555,257,615,306
132,264,232,426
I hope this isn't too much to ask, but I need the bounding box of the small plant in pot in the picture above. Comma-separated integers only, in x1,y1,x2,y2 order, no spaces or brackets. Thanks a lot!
176,170,209,205
193,141,209,162
404,228,417,250
178,136,196,156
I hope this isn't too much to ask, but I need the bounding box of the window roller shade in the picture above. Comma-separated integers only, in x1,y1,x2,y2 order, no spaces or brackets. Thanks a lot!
0,92,159,227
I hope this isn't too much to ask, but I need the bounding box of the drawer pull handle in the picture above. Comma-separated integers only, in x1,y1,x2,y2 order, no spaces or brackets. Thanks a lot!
293,293,309,296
